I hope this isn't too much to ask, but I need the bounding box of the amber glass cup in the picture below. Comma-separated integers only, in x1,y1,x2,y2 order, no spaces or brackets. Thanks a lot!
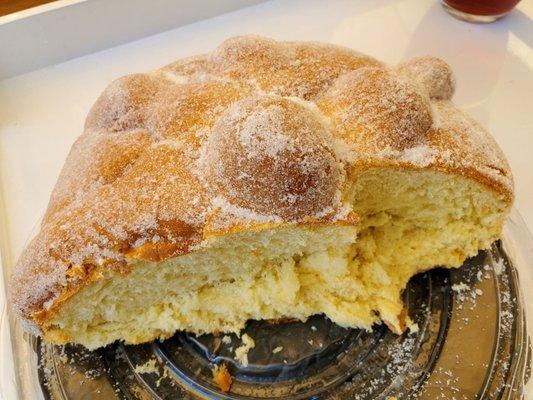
442,0,521,23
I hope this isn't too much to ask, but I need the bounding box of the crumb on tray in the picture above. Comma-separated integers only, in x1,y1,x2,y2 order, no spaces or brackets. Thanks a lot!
212,363,232,392
234,333,255,367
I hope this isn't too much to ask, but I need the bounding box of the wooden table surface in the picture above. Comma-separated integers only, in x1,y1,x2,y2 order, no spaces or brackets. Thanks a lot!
0,0,57,16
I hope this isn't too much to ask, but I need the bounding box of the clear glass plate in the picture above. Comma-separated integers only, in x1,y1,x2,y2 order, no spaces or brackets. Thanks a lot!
6,209,532,399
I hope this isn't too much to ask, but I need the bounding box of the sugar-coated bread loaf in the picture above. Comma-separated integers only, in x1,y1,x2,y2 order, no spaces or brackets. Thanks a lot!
10,36,512,349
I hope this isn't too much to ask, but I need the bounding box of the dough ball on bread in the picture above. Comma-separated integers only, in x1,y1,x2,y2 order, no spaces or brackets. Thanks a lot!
203,95,342,220
397,56,455,100
85,74,167,133
318,67,433,151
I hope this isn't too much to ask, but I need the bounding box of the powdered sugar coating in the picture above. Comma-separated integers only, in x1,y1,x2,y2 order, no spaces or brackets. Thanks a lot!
10,35,513,331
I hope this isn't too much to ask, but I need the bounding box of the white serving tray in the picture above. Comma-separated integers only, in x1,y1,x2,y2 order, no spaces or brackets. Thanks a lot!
1,0,532,398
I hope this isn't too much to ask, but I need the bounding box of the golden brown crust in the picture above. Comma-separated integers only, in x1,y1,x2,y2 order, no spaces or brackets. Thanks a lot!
44,130,154,221
208,36,383,99
9,35,513,335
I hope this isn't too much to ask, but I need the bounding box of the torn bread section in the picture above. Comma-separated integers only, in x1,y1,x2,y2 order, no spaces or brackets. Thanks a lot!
37,167,509,350
41,223,358,349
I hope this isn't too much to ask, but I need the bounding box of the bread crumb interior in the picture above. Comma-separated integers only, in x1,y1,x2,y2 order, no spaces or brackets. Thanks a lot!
46,169,507,349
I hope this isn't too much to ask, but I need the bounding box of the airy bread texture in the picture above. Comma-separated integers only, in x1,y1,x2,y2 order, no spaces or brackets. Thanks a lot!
10,36,513,350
